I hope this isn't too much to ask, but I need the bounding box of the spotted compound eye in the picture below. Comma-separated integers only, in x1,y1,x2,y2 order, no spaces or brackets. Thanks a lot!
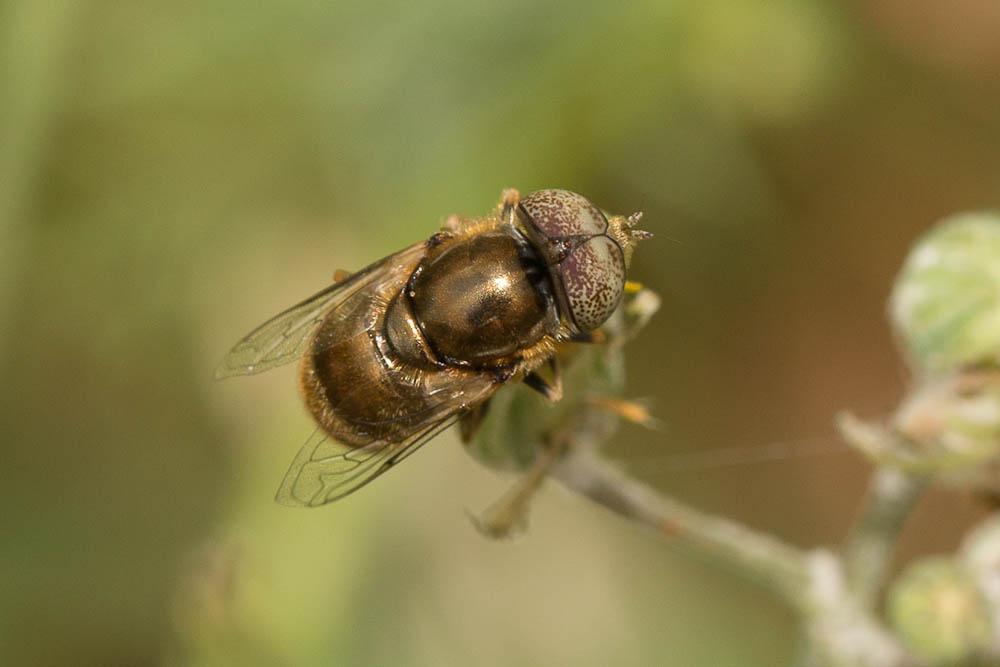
559,234,626,331
519,189,627,332
519,189,609,238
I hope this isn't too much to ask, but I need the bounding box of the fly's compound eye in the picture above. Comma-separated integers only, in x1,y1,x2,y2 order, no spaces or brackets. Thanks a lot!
560,235,626,331
519,189,627,332
519,189,608,238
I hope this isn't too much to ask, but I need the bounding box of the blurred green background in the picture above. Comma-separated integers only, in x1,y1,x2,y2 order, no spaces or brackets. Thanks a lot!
3,1,1000,665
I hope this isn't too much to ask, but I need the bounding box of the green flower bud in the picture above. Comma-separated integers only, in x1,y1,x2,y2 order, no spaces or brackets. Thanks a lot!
890,212,1000,375
961,517,1000,650
888,557,993,663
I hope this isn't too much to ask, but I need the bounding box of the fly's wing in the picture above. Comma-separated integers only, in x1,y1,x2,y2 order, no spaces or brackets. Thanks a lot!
215,241,426,379
276,379,497,507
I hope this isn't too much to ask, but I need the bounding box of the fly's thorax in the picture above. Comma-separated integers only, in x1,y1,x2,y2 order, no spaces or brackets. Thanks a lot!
407,229,559,367
517,189,632,333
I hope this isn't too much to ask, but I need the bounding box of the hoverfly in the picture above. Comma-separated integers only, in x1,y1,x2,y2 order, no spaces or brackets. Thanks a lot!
217,188,651,507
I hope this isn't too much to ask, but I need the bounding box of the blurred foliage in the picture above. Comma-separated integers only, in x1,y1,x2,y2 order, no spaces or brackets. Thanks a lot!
2,1,1000,665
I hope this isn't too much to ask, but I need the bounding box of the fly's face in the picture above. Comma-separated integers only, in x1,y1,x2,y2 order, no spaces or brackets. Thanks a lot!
216,188,652,507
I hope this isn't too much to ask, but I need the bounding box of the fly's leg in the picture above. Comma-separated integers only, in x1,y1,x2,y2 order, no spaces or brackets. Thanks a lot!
585,396,660,430
498,188,521,226
442,188,520,233
581,284,663,425
523,357,563,402
567,330,607,344
616,284,661,346
470,430,569,540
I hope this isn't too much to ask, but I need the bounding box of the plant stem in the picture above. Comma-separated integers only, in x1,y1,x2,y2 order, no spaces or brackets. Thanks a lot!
553,448,811,606
842,466,928,611
554,449,919,666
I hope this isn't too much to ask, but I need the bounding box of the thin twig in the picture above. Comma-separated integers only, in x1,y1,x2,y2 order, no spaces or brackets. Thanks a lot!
553,448,919,666
842,466,928,611
553,448,812,606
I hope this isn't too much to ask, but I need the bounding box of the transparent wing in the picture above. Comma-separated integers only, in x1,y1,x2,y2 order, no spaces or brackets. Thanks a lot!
275,416,463,507
276,367,499,507
215,242,426,379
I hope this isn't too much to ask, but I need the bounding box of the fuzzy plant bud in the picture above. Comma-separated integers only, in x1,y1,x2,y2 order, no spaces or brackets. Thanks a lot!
888,557,993,664
890,212,1000,375
892,369,1000,493
838,370,1000,494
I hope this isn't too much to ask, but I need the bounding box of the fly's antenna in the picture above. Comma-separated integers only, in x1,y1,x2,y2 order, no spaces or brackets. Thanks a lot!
626,211,654,241
609,211,653,266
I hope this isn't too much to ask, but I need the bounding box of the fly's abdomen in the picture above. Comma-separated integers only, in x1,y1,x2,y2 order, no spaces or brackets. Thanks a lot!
299,315,433,447
299,286,491,448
